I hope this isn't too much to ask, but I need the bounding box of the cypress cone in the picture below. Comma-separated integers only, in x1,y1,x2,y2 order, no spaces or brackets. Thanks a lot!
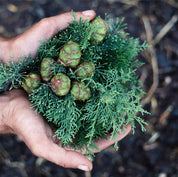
91,17,108,42
75,61,95,78
58,41,81,68
21,73,41,93
51,73,71,96
71,81,91,101
40,57,55,82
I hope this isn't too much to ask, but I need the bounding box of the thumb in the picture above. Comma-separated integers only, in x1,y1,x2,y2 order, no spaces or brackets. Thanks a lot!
93,123,132,152
36,142,92,171
47,10,96,32
21,10,96,41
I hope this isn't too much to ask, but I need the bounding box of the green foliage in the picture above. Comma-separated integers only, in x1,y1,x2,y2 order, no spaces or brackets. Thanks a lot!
0,14,149,157
0,56,37,92
29,84,81,145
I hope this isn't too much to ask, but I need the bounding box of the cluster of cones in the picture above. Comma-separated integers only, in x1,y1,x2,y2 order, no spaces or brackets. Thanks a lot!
21,17,108,101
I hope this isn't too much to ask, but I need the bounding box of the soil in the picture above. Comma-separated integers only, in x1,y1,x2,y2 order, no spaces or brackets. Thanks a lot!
0,0,177,177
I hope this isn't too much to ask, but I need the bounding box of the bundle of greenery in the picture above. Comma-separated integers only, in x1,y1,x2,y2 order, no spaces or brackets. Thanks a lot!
0,14,149,157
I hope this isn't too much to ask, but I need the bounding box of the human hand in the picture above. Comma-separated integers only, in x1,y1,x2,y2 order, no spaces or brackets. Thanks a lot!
0,10,96,63
0,89,93,171
0,89,131,171
0,11,131,171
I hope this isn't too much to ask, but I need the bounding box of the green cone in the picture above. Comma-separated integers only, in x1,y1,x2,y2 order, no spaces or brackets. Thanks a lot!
40,57,55,82
58,41,81,68
51,73,71,96
91,17,108,42
21,73,41,93
71,81,91,101
76,61,95,78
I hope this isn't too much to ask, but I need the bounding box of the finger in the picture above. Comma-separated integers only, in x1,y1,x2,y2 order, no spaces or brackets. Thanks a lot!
34,141,92,171
93,124,132,152
9,10,96,61
61,124,132,154
47,10,96,32
19,10,96,41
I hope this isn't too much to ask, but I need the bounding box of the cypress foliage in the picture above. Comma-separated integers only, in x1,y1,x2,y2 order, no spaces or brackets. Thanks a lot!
0,14,149,157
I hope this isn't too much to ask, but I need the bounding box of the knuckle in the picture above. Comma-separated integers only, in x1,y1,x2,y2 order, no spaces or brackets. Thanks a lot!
39,17,57,36
39,18,50,27
58,150,68,168
39,18,55,32
60,162,67,168
30,144,40,156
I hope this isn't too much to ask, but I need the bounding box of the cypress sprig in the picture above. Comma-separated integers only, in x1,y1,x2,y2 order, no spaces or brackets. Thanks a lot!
0,56,36,92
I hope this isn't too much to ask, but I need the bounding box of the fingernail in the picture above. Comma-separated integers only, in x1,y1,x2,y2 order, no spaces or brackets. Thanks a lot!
78,165,90,171
82,10,95,16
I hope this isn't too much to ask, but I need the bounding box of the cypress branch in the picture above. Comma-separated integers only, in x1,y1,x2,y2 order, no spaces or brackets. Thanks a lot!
0,13,149,157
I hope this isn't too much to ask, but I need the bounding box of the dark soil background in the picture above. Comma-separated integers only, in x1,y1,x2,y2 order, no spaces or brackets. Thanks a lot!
0,0,178,177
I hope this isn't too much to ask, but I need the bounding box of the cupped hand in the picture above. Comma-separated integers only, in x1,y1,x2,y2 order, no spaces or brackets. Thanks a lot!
1,89,131,171
0,11,131,171
1,89,92,171
0,10,96,63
